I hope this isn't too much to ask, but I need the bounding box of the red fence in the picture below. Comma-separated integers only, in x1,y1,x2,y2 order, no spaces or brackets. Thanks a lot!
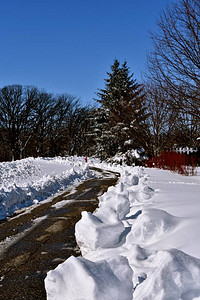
146,151,196,176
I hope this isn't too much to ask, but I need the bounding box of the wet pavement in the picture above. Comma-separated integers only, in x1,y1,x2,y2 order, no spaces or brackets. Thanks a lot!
0,167,119,300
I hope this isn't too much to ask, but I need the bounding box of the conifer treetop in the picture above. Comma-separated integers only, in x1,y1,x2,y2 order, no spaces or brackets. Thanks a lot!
95,59,143,112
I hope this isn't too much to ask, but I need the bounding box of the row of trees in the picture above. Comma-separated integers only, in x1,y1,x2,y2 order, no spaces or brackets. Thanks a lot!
86,59,199,162
0,60,199,162
86,0,199,161
0,85,90,161
0,0,199,163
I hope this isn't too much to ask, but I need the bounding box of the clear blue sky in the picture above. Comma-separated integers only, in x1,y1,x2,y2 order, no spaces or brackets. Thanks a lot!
0,0,173,106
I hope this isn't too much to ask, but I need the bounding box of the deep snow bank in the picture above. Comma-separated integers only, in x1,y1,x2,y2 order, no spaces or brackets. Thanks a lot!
46,255,132,300
45,166,200,300
0,156,93,220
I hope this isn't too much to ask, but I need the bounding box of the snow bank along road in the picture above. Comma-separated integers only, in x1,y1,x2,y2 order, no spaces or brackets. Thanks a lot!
45,165,200,300
0,160,119,299
0,156,96,221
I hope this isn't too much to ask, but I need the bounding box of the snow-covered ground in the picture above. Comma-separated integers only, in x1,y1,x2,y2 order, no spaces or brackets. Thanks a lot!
1,157,200,299
0,156,94,220
45,164,200,300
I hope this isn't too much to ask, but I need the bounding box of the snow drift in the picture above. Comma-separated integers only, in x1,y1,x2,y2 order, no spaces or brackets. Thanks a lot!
45,255,133,300
45,164,200,299
0,156,93,220
132,248,200,300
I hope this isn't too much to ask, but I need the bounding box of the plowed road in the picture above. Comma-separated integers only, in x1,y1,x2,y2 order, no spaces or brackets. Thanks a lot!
0,167,119,300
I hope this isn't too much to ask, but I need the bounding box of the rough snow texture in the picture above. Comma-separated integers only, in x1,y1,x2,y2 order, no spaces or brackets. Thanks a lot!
0,156,93,220
126,208,179,246
132,248,200,300
75,210,125,254
45,164,200,300
45,255,133,300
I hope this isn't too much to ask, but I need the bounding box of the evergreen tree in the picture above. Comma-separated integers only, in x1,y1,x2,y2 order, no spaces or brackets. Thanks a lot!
88,107,112,159
93,59,149,159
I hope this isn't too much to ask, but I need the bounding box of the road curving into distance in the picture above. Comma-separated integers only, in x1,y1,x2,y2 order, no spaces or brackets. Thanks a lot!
0,167,119,300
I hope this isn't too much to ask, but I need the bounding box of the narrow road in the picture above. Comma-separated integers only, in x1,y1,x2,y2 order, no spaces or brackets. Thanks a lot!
0,167,119,300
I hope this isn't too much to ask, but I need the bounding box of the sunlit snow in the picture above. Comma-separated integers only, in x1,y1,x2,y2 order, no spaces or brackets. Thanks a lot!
0,156,94,220
1,156,200,299
45,162,200,300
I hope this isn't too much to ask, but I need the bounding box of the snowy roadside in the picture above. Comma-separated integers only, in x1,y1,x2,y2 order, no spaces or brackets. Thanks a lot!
0,156,94,220
45,165,200,300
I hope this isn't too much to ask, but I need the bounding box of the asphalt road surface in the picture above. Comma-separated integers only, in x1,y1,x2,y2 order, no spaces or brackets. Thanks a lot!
0,167,119,300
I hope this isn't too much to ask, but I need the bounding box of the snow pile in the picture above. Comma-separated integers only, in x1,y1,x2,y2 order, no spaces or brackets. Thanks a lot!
132,248,200,300
45,166,200,299
126,208,179,246
45,255,132,300
75,210,124,254
0,156,93,220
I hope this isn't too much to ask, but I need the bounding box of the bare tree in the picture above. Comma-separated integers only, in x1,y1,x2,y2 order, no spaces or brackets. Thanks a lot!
147,0,200,119
0,84,93,161
145,83,180,154
46,94,74,157
66,105,90,156
145,81,200,154
0,85,38,160
33,91,54,157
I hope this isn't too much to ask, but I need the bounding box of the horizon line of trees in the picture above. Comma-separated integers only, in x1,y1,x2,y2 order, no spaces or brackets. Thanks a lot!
0,84,90,161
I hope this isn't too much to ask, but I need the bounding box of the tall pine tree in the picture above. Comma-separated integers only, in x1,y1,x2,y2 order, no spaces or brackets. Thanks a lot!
92,59,149,159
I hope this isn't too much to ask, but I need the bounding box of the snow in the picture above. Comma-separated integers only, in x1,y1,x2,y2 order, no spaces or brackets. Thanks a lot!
51,199,74,209
75,210,125,253
45,255,132,300
0,156,94,220
45,163,200,300
1,155,200,298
